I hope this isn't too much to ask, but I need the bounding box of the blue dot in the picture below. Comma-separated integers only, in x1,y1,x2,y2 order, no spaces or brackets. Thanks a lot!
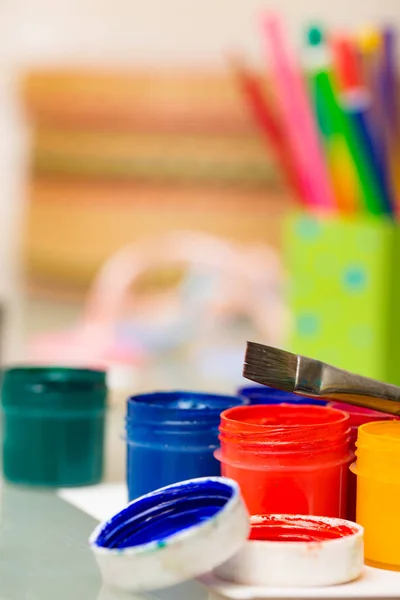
343,266,367,291
296,218,321,241
297,313,319,337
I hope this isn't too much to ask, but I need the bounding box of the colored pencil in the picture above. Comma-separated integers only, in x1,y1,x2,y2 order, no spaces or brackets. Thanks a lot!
381,26,399,133
358,27,382,92
380,26,400,206
357,27,384,134
261,13,335,212
357,27,395,209
333,36,395,216
305,25,359,213
230,56,305,200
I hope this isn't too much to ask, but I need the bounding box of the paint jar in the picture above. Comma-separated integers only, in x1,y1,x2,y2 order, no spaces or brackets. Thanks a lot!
216,404,351,517
214,514,363,587
330,402,396,521
1,366,107,487
126,391,244,500
238,385,328,406
352,421,400,571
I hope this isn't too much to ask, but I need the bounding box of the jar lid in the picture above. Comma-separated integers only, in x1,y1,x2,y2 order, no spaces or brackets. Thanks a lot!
238,385,328,406
3,366,106,384
126,390,244,424
238,385,327,405
89,478,364,593
89,477,249,592
211,514,364,588
1,366,107,410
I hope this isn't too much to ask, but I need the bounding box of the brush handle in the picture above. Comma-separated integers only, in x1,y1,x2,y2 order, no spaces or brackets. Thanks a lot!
296,358,400,416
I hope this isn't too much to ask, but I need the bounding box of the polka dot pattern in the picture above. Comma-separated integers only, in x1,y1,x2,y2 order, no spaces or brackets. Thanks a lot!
296,217,321,241
286,213,395,381
297,313,319,337
343,266,367,292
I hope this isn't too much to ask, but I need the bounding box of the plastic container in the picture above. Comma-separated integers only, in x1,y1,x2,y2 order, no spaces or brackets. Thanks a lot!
126,390,244,500
216,404,351,517
330,402,396,521
1,366,107,487
213,514,363,587
90,477,249,592
89,477,363,593
238,385,328,406
351,421,400,571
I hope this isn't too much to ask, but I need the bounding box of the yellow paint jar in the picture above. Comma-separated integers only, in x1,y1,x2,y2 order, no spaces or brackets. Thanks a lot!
351,421,400,571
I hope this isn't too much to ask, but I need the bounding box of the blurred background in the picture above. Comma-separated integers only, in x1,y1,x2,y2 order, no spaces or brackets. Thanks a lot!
1,0,399,401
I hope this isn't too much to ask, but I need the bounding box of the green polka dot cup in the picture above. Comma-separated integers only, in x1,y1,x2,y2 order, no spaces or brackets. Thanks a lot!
285,212,400,386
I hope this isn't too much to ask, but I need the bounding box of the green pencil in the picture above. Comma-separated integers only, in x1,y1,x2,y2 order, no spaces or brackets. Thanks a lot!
305,26,383,215
332,34,393,215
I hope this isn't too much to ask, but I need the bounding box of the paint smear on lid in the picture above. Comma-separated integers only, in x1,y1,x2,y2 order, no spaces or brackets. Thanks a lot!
249,514,358,542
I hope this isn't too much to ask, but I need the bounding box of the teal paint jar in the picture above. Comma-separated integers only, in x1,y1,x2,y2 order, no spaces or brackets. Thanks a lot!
1,366,107,487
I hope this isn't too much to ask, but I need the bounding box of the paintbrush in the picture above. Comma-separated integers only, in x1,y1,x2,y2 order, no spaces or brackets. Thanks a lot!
243,342,400,416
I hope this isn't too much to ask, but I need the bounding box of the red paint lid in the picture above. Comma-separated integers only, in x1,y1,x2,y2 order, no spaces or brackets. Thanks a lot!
249,514,358,542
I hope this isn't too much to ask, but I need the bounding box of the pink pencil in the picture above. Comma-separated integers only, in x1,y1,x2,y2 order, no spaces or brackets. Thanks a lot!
261,13,335,212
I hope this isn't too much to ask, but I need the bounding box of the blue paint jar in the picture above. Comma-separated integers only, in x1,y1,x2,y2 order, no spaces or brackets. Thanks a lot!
126,391,244,500
238,385,328,406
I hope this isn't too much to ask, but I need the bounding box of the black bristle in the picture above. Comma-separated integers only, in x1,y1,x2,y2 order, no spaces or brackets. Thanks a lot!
243,342,297,392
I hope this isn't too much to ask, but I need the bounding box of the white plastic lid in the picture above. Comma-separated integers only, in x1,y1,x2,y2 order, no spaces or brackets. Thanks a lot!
89,478,364,592
89,477,249,592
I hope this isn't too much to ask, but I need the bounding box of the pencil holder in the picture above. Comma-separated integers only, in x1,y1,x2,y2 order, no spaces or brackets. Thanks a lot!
285,212,400,385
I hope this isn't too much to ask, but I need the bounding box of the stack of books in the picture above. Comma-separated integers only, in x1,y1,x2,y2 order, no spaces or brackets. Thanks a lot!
22,68,290,295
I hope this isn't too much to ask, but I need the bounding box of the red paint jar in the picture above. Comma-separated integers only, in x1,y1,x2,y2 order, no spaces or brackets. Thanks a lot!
330,402,396,522
216,404,351,517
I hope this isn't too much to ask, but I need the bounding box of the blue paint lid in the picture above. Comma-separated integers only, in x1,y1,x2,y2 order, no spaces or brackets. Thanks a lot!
238,385,328,406
89,477,249,592
126,390,244,423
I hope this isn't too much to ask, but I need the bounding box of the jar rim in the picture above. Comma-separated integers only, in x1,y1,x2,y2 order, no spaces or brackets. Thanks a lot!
330,401,394,420
238,386,299,400
220,404,349,430
219,405,350,452
357,420,400,447
127,391,243,415
1,366,107,410
3,366,106,383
